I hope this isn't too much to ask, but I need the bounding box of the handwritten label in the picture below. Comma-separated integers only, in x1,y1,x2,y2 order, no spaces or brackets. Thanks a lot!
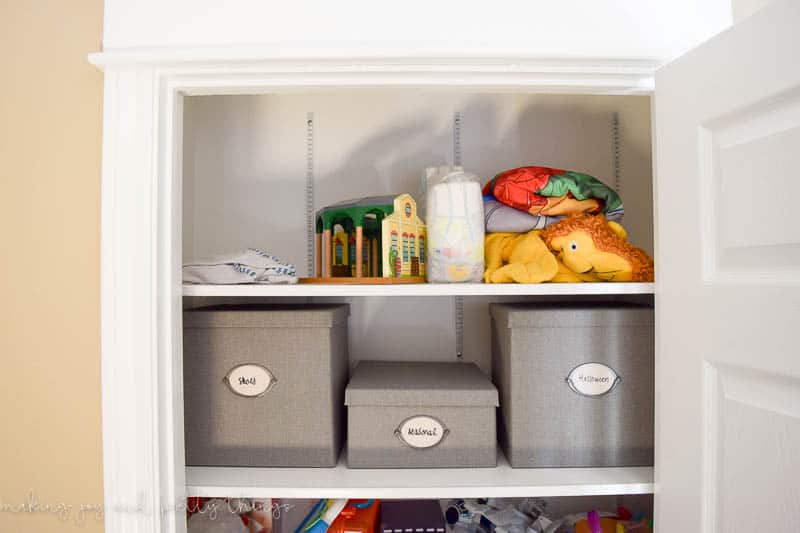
395,415,448,448
223,364,277,397
565,362,620,397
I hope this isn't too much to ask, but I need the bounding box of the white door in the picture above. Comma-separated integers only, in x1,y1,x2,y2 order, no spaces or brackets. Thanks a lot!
654,0,800,531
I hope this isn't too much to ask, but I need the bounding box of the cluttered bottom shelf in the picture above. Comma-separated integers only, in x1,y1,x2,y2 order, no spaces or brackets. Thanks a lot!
185,451,653,532
185,496,654,533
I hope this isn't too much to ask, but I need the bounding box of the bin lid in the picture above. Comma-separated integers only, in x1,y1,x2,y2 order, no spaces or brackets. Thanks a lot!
183,304,349,329
345,361,499,407
490,302,653,328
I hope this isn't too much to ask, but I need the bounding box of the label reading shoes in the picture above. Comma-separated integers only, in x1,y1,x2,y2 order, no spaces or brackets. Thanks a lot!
223,363,277,398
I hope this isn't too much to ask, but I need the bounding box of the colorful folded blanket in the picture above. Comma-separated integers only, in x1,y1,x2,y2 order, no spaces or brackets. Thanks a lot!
482,166,624,219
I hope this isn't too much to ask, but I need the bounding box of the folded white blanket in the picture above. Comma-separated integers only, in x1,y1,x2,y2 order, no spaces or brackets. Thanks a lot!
183,248,298,285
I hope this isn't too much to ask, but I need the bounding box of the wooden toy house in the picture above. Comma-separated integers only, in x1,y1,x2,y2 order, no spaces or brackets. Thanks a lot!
381,194,427,279
312,194,426,283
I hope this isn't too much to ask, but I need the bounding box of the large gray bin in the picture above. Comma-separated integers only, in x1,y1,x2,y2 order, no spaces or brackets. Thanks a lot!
183,304,349,467
490,303,654,468
346,361,498,468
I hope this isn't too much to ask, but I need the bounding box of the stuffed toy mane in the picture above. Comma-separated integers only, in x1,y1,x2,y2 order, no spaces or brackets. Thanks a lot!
540,214,654,282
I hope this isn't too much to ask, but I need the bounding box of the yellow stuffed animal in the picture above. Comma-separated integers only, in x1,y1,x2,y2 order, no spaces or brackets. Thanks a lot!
541,214,654,282
484,232,558,283
484,215,654,283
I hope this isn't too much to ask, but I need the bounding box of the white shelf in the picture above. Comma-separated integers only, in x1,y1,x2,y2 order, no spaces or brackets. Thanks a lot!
185,453,654,499
183,282,654,297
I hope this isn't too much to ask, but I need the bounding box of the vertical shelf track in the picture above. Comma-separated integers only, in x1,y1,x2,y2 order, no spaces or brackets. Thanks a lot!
306,112,315,278
612,111,621,195
453,111,464,359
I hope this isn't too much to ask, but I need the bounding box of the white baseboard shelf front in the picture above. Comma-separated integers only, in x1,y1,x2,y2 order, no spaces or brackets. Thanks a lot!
185,452,654,499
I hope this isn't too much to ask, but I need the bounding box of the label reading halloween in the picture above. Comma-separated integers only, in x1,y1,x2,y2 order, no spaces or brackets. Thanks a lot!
395,415,449,448
223,364,277,397
565,363,620,397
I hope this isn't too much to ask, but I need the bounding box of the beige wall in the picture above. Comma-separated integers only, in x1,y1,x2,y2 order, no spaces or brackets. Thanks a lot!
0,1,105,531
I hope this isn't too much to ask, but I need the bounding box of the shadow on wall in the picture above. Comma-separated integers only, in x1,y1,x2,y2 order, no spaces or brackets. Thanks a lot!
298,92,653,367
180,91,653,368
183,92,652,269
316,93,653,256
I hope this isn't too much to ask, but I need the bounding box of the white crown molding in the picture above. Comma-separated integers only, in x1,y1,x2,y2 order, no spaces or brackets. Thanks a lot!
89,41,662,65
89,44,657,94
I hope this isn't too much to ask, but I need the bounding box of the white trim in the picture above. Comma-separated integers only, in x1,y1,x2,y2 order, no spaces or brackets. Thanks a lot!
101,66,167,533
89,42,660,67
157,77,186,532
89,48,656,94
100,68,187,533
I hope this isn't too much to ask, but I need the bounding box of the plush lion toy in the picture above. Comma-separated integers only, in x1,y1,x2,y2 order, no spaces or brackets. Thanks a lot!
484,214,654,283
541,214,654,282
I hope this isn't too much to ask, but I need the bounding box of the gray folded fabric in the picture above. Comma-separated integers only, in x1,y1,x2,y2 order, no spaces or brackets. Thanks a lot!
484,198,623,233
484,199,564,233
183,248,297,284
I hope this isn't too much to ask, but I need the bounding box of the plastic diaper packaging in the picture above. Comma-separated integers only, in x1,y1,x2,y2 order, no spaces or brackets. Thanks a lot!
424,167,485,282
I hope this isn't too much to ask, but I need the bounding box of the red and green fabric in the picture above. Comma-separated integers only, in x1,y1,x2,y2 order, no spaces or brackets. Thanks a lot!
483,166,624,219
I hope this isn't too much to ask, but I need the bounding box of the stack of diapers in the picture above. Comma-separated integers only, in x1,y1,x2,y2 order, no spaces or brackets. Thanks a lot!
424,168,485,282
183,248,297,284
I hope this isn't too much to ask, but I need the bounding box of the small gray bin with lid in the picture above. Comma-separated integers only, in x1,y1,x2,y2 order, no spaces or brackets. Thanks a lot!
183,304,349,467
490,303,654,468
345,361,499,468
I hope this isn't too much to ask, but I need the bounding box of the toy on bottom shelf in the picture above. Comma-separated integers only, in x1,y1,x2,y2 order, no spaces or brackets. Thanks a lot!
381,500,446,533
444,500,651,533
328,500,380,533
305,194,426,284
572,510,652,533
484,214,654,283
294,499,380,533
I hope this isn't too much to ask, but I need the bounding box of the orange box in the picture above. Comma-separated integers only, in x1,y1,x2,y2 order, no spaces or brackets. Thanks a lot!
329,500,380,533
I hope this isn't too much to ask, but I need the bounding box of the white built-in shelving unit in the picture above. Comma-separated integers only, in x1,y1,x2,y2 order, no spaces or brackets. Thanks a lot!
178,89,658,505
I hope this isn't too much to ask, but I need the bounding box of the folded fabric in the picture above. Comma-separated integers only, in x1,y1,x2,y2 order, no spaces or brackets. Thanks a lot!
484,197,564,233
484,197,623,234
482,166,624,219
183,248,297,284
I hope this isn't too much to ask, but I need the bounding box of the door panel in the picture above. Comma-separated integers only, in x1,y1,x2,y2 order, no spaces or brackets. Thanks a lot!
704,92,800,276
654,1,800,531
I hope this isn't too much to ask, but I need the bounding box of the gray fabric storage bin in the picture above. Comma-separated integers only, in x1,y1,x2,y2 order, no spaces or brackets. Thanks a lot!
490,303,654,468
346,361,498,468
183,304,349,467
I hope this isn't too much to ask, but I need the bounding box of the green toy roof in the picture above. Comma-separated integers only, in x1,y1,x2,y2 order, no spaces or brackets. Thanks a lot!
316,195,397,233
323,195,396,210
